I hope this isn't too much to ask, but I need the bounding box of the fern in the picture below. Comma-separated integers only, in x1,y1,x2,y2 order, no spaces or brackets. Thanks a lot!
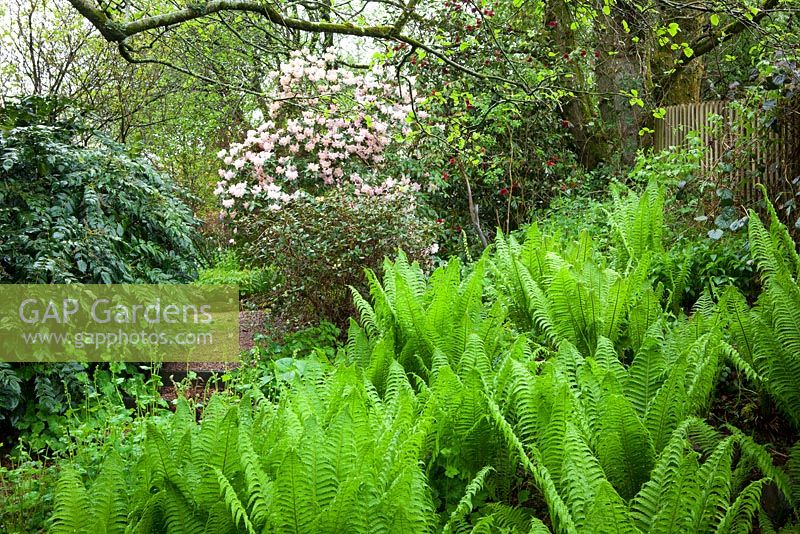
442,465,494,533
49,185,796,533
718,194,800,428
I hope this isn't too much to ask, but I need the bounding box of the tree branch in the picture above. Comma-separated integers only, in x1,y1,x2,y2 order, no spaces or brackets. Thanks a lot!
66,0,528,90
660,0,779,96
67,0,396,42
686,0,779,63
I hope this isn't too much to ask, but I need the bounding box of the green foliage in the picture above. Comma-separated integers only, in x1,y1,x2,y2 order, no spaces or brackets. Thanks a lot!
195,251,279,299
0,458,60,533
230,321,342,397
47,183,799,532
608,181,665,271
627,133,704,189
238,189,437,327
719,187,800,429
0,96,200,284
0,360,172,533
51,379,438,533
2,361,164,453
0,96,199,456
253,321,340,361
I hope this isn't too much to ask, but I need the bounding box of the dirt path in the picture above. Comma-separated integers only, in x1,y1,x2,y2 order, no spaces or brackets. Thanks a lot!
159,310,268,401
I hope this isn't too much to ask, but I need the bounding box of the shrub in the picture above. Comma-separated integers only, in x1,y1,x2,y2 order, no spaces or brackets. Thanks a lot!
239,189,437,326
0,96,198,449
0,96,200,284
210,49,438,326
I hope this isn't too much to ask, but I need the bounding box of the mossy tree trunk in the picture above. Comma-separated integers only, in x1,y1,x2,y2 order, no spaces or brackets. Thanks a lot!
547,0,611,170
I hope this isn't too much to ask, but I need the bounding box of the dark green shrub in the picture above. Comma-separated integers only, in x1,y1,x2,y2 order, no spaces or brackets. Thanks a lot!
238,189,437,327
0,96,198,450
0,96,200,284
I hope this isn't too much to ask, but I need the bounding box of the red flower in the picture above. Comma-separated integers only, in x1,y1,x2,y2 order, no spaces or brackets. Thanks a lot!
442,171,449,180
580,50,587,57
561,120,571,128
500,188,509,196
562,53,569,60
436,218,444,224
594,50,601,58
449,157,456,165
546,159,556,167
547,20,557,28
455,225,462,233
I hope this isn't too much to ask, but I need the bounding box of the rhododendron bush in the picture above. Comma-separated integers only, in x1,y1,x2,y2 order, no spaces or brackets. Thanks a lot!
215,49,439,323
215,49,430,219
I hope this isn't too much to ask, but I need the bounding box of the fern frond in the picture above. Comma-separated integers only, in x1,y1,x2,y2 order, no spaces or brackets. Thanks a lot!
442,465,495,534
596,393,654,500
716,478,769,534
51,467,90,534
213,467,256,534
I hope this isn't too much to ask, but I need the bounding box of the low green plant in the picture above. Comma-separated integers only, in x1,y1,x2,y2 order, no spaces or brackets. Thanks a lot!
230,321,342,397
0,458,59,533
720,186,800,429
253,321,340,360
1,361,164,456
195,252,279,299
46,183,798,532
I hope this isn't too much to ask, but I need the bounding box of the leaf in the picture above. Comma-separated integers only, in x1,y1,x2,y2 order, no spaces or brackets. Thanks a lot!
597,394,655,500
667,23,680,37
710,13,720,26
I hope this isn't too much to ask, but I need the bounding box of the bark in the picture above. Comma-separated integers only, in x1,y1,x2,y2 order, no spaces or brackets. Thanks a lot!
547,0,611,169
594,4,647,164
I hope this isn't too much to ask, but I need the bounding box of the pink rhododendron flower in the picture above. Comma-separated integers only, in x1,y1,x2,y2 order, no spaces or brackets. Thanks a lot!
228,182,248,198
214,47,436,220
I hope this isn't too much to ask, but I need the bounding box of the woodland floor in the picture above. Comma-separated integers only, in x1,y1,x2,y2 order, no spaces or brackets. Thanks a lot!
158,309,267,402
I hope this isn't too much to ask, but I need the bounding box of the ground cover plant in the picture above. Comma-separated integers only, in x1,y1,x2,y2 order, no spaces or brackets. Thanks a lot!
42,185,800,533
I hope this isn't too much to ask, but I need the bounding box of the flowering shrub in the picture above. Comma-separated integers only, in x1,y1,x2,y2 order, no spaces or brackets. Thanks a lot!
212,49,439,324
214,49,428,217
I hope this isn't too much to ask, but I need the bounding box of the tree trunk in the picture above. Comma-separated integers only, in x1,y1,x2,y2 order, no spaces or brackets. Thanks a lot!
546,0,610,170
594,5,647,165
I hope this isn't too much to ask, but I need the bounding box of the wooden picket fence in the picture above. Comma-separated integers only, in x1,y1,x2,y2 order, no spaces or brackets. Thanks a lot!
653,99,800,209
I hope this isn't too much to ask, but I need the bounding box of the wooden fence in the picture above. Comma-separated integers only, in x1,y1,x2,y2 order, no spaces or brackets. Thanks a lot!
654,99,800,209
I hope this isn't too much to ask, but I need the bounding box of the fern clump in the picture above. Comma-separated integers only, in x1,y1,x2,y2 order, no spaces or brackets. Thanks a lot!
719,190,800,429
49,182,799,533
